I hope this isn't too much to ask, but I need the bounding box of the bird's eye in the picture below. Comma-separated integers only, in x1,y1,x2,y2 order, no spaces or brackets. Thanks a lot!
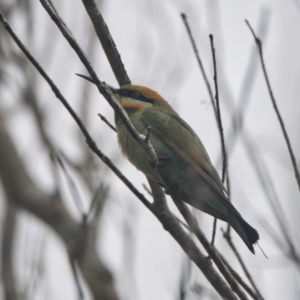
131,91,141,98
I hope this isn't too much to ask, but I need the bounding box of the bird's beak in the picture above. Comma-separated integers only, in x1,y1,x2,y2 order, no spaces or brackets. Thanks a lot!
75,73,119,94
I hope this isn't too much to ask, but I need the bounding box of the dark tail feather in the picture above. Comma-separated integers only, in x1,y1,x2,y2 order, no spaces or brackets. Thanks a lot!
180,189,259,253
228,213,259,253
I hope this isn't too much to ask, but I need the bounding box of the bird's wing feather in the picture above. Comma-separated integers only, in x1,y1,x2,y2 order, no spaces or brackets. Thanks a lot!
141,108,226,197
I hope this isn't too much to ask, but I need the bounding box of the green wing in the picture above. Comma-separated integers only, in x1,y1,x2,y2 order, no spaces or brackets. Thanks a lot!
141,107,226,197
140,107,259,253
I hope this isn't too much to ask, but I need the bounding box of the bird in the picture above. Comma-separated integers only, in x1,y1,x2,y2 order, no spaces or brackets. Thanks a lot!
77,75,259,253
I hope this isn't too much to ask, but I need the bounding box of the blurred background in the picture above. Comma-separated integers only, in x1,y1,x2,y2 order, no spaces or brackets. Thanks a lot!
0,0,299,299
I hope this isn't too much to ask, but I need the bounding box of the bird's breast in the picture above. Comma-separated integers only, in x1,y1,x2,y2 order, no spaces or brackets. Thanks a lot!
115,110,192,187
116,115,161,182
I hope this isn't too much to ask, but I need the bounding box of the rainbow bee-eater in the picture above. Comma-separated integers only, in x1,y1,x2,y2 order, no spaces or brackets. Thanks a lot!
78,76,259,253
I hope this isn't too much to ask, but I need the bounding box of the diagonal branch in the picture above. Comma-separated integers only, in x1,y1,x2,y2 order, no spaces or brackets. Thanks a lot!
148,180,240,300
209,33,229,246
81,0,130,86
172,199,247,300
209,34,228,184
223,230,264,300
245,19,300,196
181,13,217,116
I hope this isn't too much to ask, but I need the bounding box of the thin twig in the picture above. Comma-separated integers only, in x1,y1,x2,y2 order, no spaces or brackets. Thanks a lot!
81,0,130,86
209,34,227,184
70,257,85,300
142,183,152,196
209,34,229,245
181,14,231,246
208,33,264,300
86,184,106,222
56,155,86,220
148,180,240,300
217,10,270,168
205,14,270,294
245,19,300,195
222,230,264,300
181,13,217,116
181,14,229,186
218,251,262,300
172,200,248,300
242,132,299,264
98,113,116,132
211,218,218,245
226,171,232,234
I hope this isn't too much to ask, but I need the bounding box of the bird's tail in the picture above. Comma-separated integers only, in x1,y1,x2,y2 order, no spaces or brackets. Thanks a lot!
179,187,259,253
228,211,259,253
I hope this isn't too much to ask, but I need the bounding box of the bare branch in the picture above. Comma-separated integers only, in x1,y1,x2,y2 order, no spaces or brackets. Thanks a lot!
98,113,117,132
218,10,270,166
223,230,264,300
181,15,232,248
70,257,85,300
181,13,217,116
209,34,229,246
242,133,299,265
56,155,86,219
148,180,240,300
81,0,130,86
245,19,300,195
172,199,247,300
218,251,262,300
209,34,228,185
207,33,263,299
211,218,218,245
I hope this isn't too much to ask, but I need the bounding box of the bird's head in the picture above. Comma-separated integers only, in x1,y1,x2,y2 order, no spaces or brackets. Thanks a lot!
111,84,174,114
75,74,176,114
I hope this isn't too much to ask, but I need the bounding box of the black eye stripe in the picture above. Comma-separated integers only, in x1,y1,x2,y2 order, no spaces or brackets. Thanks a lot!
131,91,140,97
118,89,154,104
119,90,129,96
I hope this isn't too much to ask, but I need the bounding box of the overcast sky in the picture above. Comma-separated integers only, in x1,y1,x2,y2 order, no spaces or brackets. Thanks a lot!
1,0,300,299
